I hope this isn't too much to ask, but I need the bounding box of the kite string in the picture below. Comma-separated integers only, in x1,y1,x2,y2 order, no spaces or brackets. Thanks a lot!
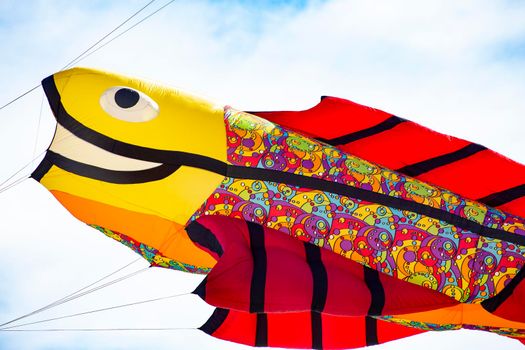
0,258,145,328
60,0,157,70
31,93,45,164
0,327,195,332
69,0,177,66
0,92,48,194
0,0,166,113
0,85,41,112
0,292,191,331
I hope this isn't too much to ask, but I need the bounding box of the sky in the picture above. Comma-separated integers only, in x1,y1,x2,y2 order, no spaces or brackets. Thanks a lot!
0,0,524,349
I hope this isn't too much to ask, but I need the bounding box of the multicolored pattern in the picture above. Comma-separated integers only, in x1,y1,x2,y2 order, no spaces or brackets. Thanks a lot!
91,225,211,274
191,178,525,302
377,315,525,338
224,107,525,236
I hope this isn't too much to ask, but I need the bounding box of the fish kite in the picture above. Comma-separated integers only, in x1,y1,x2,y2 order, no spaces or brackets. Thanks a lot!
31,67,525,349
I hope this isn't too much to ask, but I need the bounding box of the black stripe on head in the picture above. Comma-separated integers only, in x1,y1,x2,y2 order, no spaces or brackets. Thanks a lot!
31,157,54,182
43,151,180,184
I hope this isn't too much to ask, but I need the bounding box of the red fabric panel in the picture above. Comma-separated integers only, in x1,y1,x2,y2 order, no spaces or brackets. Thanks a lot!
264,225,313,312
196,216,458,316
253,97,392,140
376,317,425,344
196,217,252,311
211,310,256,347
267,312,313,349
321,313,367,349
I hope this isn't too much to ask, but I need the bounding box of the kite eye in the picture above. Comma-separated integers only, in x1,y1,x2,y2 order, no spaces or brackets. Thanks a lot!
100,86,159,122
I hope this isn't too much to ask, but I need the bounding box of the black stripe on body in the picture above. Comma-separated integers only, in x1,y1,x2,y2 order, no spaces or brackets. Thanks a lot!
364,267,385,316
193,276,207,300
396,143,487,177
478,184,525,207
31,157,54,181
304,243,327,350
186,221,224,257
317,116,405,146
364,267,384,346
304,243,328,312
248,222,267,313
365,316,379,346
311,311,323,350
199,308,229,335
255,313,268,347
482,266,525,312
40,75,525,247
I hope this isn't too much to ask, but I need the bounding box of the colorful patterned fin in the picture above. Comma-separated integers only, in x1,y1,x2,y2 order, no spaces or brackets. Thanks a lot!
252,97,525,218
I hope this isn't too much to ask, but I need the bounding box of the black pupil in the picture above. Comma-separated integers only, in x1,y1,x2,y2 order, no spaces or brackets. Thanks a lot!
114,88,140,109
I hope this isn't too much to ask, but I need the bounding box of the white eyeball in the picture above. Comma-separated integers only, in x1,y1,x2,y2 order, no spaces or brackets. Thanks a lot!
99,86,159,122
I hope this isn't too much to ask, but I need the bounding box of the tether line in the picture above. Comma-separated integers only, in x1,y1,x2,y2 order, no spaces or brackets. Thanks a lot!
1,292,191,330
0,259,145,328
0,327,195,332
0,0,168,113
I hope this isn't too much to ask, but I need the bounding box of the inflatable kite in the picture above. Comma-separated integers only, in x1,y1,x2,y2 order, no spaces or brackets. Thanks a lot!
32,67,525,349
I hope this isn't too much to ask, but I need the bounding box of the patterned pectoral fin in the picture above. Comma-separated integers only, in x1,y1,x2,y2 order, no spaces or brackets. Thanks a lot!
200,308,426,349
188,215,458,316
482,266,525,323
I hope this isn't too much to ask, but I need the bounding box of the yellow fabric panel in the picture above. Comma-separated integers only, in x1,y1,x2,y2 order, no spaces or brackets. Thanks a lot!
40,164,222,226
52,67,227,162
51,190,217,269
393,303,525,329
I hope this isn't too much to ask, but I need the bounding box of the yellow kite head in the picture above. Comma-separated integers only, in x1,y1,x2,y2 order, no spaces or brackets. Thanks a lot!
34,67,228,242
43,67,227,162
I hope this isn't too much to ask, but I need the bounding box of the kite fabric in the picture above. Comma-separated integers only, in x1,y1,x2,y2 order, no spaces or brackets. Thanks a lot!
31,67,525,349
